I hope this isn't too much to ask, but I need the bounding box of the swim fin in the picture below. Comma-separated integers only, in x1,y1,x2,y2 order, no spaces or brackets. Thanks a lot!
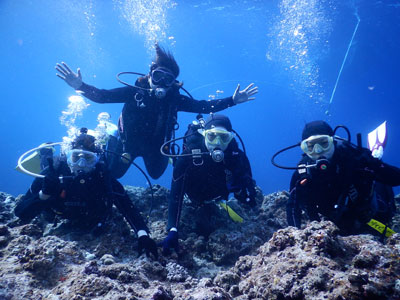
367,218,396,238
218,200,244,223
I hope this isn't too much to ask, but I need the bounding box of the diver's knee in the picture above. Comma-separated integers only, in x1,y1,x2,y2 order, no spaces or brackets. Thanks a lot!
146,160,168,179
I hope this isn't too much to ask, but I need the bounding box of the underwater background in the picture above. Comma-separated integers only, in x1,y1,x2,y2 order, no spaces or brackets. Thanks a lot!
1,0,400,197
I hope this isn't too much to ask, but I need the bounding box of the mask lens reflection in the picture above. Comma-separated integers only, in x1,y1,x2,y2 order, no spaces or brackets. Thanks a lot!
206,132,217,142
205,129,233,145
151,70,175,86
70,150,97,163
306,137,330,150
301,135,333,155
219,133,231,143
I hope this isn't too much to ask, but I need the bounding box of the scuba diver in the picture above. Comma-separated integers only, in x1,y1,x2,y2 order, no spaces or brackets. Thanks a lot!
160,114,257,255
14,128,158,259
55,44,258,179
272,120,400,237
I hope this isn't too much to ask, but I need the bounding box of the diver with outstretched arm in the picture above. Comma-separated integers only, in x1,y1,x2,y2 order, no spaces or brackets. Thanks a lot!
55,44,258,180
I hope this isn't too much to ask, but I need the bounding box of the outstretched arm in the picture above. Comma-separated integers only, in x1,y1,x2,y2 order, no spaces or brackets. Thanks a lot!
232,83,258,104
56,62,83,89
55,61,134,104
177,83,258,114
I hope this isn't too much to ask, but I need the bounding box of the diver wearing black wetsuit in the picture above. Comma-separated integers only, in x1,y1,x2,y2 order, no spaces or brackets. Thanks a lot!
78,75,237,179
56,45,258,179
287,121,400,235
161,115,256,254
15,129,157,257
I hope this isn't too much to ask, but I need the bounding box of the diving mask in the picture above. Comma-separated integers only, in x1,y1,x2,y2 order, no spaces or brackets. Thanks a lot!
66,149,99,173
150,68,176,87
300,135,334,160
203,127,235,152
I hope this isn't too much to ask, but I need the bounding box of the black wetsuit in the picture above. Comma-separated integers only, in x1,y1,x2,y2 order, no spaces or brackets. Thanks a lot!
78,76,236,179
287,140,400,234
15,160,148,233
167,128,256,234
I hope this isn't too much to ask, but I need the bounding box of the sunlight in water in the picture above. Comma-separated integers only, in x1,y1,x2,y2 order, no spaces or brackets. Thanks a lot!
59,95,90,152
114,0,177,51
266,0,334,103
94,112,119,147
60,95,90,129
59,96,118,153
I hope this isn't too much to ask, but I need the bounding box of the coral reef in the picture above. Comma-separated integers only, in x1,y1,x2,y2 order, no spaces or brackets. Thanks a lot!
0,188,399,299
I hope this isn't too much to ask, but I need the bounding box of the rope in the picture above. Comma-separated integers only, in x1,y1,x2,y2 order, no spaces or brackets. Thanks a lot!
328,11,360,105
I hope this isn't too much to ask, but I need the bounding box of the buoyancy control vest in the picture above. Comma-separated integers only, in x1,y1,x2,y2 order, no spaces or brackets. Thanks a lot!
120,76,179,153
294,139,395,228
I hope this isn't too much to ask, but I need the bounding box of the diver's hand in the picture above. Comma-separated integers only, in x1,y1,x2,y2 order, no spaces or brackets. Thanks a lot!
232,83,258,104
245,194,257,208
55,62,83,89
138,233,158,260
235,189,256,207
41,158,60,197
160,229,179,255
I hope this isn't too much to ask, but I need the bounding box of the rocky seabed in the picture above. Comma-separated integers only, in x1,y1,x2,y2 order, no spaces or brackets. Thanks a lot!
0,188,399,300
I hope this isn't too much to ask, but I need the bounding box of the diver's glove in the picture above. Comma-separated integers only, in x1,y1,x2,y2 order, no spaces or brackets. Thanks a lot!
235,189,256,207
41,158,61,198
246,194,257,208
232,83,258,104
362,149,382,171
137,230,158,259
55,62,83,89
354,147,383,179
161,228,179,255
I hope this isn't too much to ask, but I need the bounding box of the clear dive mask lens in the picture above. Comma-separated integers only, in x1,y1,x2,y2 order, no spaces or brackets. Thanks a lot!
67,149,99,171
151,69,176,87
300,135,333,155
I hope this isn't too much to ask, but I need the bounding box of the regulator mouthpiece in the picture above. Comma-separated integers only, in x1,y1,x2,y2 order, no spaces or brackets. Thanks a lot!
154,88,167,99
121,153,132,164
211,150,224,162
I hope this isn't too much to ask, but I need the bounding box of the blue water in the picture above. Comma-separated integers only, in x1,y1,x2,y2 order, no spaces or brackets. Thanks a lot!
1,0,400,197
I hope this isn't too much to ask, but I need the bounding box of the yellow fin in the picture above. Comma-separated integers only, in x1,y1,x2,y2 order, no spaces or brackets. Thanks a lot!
219,201,243,223
367,219,396,237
